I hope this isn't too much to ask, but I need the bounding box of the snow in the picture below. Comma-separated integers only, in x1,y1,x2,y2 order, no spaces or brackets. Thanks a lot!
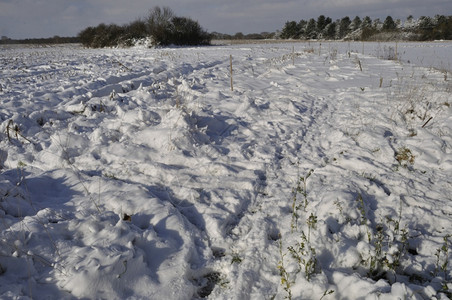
0,41,451,299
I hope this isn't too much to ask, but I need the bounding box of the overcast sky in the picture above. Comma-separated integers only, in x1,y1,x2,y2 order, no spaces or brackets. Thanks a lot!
1,0,451,39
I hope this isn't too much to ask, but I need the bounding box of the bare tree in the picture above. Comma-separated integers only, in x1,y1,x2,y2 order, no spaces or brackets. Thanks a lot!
147,6,174,45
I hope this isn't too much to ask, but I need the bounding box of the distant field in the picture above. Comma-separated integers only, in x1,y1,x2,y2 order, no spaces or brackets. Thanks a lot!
213,39,452,71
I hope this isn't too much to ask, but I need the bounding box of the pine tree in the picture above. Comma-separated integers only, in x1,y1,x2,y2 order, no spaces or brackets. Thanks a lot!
324,22,337,39
361,16,372,28
306,18,317,39
298,20,307,38
352,16,362,31
339,17,351,38
281,21,300,39
317,15,327,32
360,16,375,40
383,16,397,31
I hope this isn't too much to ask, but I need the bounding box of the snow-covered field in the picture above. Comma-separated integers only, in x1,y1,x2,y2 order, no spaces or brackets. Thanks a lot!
0,41,451,299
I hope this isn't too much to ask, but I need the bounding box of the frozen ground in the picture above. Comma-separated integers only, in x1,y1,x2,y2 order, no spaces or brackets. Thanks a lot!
0,41,451,299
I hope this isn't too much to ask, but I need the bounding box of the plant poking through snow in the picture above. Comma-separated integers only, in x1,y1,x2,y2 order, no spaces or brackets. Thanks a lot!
434,234,451,288
301,169,313,211
230,253,242,264
307,213,317,243
290,169,313,232
278,237,293,300
368,223,385,279
384,201,409,273
290,176,302,233
359,199,410,281
395,147,415,167
356,193,372,243
280,170,319,297
287,231,318,282
320,289,335,300
6,120,34,144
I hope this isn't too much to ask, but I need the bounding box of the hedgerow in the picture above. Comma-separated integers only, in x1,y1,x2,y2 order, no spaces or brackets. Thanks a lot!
78,6,211,48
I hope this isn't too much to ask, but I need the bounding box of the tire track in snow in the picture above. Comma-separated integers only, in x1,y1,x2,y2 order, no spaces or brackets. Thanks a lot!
0,47,235,298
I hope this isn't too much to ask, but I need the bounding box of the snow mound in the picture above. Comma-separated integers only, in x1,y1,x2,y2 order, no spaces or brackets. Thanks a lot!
0,41,451,299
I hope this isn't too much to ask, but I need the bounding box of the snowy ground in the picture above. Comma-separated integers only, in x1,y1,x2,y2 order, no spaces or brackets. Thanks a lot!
0,41,451,299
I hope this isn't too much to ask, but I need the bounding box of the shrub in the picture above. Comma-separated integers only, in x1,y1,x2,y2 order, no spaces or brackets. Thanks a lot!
78,26,96,47
146,6,211,46
78,23,125,48
120,19,148,46
146,6,174,46
170,16,211,46
78,6,211,48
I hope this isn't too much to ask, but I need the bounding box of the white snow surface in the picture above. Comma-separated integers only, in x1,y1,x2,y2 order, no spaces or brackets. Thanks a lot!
0,41,451,299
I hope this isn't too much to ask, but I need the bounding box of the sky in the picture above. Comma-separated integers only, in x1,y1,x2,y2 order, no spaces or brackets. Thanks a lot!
1,0,451,39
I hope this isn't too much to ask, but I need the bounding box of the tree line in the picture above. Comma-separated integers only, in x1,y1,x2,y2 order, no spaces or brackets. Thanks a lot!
280,15,452,41
78,6,211,48
0,36,79,45
2,13,451,46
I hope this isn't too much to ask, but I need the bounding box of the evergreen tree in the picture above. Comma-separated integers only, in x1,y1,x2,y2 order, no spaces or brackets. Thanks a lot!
383,16,397,31
373,18,382,29
419,16,434,29
351,16,362,31
444,16,452,40
298,19,307,38
278,14,452,42
281,21,299,39
404,15,416,30
325,17,332,26
360,16,375,40
317,15,327,32
338,17,351,38
432,15,452,40
361,16,372,28
306,18,317,39
419,16,434,40
324,22,337,39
